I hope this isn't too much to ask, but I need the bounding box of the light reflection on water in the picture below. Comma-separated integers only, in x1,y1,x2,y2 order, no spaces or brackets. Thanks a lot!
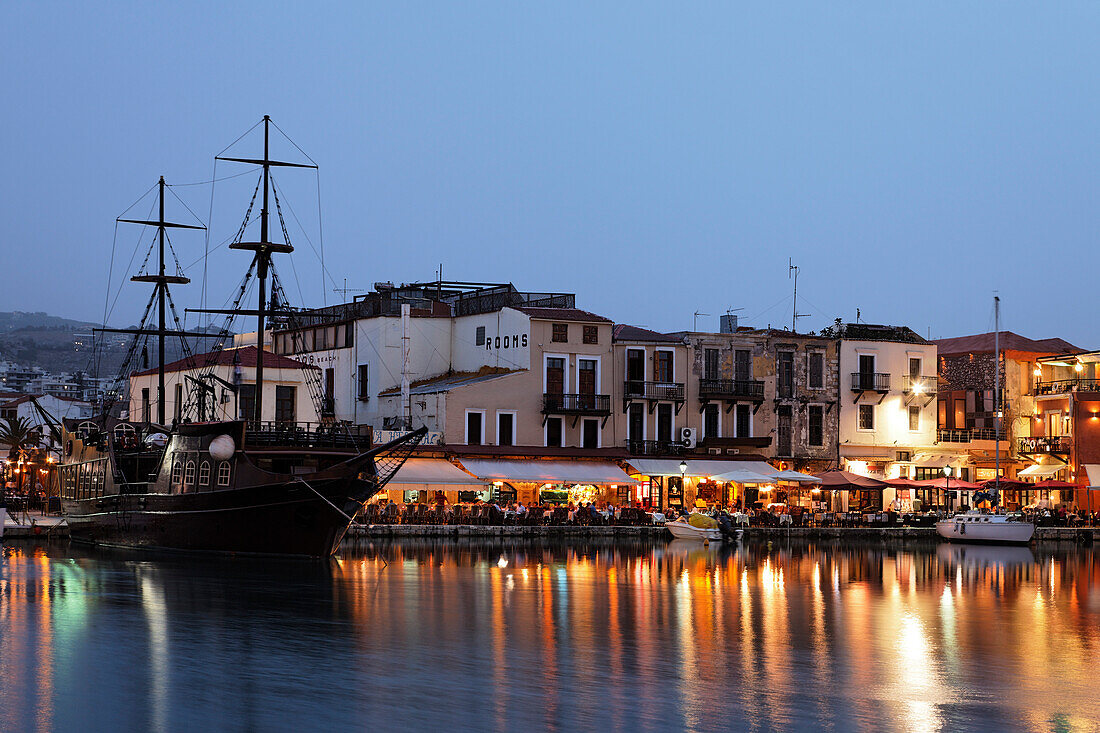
1,539,1099,732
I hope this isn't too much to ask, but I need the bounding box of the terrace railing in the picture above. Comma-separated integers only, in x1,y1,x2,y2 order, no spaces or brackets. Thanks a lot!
1017,435,1072,454
902,375,938,394
244,421,373,450
1036,378,1100,395
623,380,686,401
627,439,684,456
698,378,765,401
542,393,612,416
851,372,891,392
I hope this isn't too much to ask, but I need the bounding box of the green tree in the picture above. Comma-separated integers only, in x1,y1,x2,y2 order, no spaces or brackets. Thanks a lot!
0,416,39,460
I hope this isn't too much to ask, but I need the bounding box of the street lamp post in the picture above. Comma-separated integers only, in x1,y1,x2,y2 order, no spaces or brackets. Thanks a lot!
679,460,688,513
944,465,952,514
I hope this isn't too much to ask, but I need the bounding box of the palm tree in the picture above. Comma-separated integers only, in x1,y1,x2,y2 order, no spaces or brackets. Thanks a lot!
0,416,39,460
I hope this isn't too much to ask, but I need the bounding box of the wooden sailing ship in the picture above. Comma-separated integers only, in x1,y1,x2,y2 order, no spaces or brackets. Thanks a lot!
58,117,423,557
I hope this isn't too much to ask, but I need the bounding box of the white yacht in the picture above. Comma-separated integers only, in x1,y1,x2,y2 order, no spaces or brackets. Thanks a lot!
936,511,1034,545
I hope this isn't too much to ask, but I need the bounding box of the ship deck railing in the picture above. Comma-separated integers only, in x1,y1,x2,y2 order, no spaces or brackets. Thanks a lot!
243,421,372,450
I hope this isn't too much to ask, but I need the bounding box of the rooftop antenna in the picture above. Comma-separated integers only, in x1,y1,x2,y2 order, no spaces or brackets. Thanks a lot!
333,278,366,302
693,311,710,331
789,258,809,333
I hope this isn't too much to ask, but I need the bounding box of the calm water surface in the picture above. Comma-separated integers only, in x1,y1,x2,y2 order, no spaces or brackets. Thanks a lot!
2,538,1099,732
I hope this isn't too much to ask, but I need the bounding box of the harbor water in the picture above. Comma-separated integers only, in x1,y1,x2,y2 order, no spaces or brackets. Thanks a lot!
2,538,1099,732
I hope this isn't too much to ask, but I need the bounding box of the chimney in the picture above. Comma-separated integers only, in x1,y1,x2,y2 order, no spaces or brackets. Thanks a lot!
720,314,737,334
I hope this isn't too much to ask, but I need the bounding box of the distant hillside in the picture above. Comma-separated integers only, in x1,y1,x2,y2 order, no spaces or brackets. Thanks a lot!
0,311,100,333
0,311,230,377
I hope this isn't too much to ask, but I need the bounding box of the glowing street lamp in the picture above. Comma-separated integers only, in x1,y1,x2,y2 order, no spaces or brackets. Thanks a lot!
944,465,952,513
679,460,688,511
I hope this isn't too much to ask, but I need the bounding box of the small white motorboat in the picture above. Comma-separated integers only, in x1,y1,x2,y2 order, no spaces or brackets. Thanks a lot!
936,511,1034,545
665,517,742,542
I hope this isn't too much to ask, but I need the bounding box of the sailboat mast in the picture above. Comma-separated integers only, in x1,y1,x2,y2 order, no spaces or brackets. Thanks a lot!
157,176,167,425
254,115,271,425
994,296,1000,496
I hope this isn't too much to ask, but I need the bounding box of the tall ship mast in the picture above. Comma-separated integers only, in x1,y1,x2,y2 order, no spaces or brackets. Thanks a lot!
57,117,424,557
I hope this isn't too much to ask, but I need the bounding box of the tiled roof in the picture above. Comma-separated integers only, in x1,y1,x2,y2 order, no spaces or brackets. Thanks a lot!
377,368,522,396
130,346,316,377
513,307,612,323
826,323,929,344
933,331,1082,357
612,324,683,343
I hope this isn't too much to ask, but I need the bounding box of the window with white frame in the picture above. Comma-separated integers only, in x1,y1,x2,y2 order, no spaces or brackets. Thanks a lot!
198,461,211,486
217,461,231,487
465,410,485,445
184,460,196,486
497,411,516,446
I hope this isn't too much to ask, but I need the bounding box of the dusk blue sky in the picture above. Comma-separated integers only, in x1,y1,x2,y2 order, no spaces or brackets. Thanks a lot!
3,3,1098,345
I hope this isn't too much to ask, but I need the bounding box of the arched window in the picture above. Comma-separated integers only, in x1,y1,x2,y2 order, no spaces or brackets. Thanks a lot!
113,423,137,441
198,461,211,486
184,460,196,486
217,461,232,487
171,460,183,485
77,421,97,439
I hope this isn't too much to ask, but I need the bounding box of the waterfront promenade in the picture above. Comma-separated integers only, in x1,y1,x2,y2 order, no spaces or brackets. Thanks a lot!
5,508,1096,544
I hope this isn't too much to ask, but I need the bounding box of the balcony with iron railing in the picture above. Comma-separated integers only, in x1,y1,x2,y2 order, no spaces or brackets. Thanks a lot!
851,372,891,392
1017,435,1072,454
698,378,765,401
623,380,686,401
542,393,612,416
1035,378,1100,396
937,427,1004,444
902,375,938,395
627,439,684,456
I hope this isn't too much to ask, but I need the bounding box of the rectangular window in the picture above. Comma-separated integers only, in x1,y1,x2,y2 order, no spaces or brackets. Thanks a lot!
656,403,673,443
703,403,719,439
546,357,565,395
859,404,874,430
466,411,484,445
141,388,150,422
734,350,751,382
344,323,355,348
238,384,256,421
808,405,824,446
497,412,515,446
735,403,751,437
324,367,335,403
545,417,563,447
626,349,645,381
909,357,922,380
778,352,794,397
476,326,486,346
704,348,719,380
627,403,644,442
357,364,370,401
777,406,792,455
552,323,568,343
582,419,599,449
654,351,673,382
275,385,296,423
174,384,183,421
809,352,824,389
909,405,920,432
582,325,598,344
578,359,597,394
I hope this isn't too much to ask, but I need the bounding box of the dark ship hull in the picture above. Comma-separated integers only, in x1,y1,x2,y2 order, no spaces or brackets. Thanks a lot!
62,473,375,557
59,420,424,558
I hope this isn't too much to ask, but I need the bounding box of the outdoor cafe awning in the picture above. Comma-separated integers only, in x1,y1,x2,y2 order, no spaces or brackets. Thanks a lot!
387,458,486,492
456,458,639,485
911,453,966,468
625,459,774,479
1085,464,1100,489
769,470,822,484
1018,463,1065,478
